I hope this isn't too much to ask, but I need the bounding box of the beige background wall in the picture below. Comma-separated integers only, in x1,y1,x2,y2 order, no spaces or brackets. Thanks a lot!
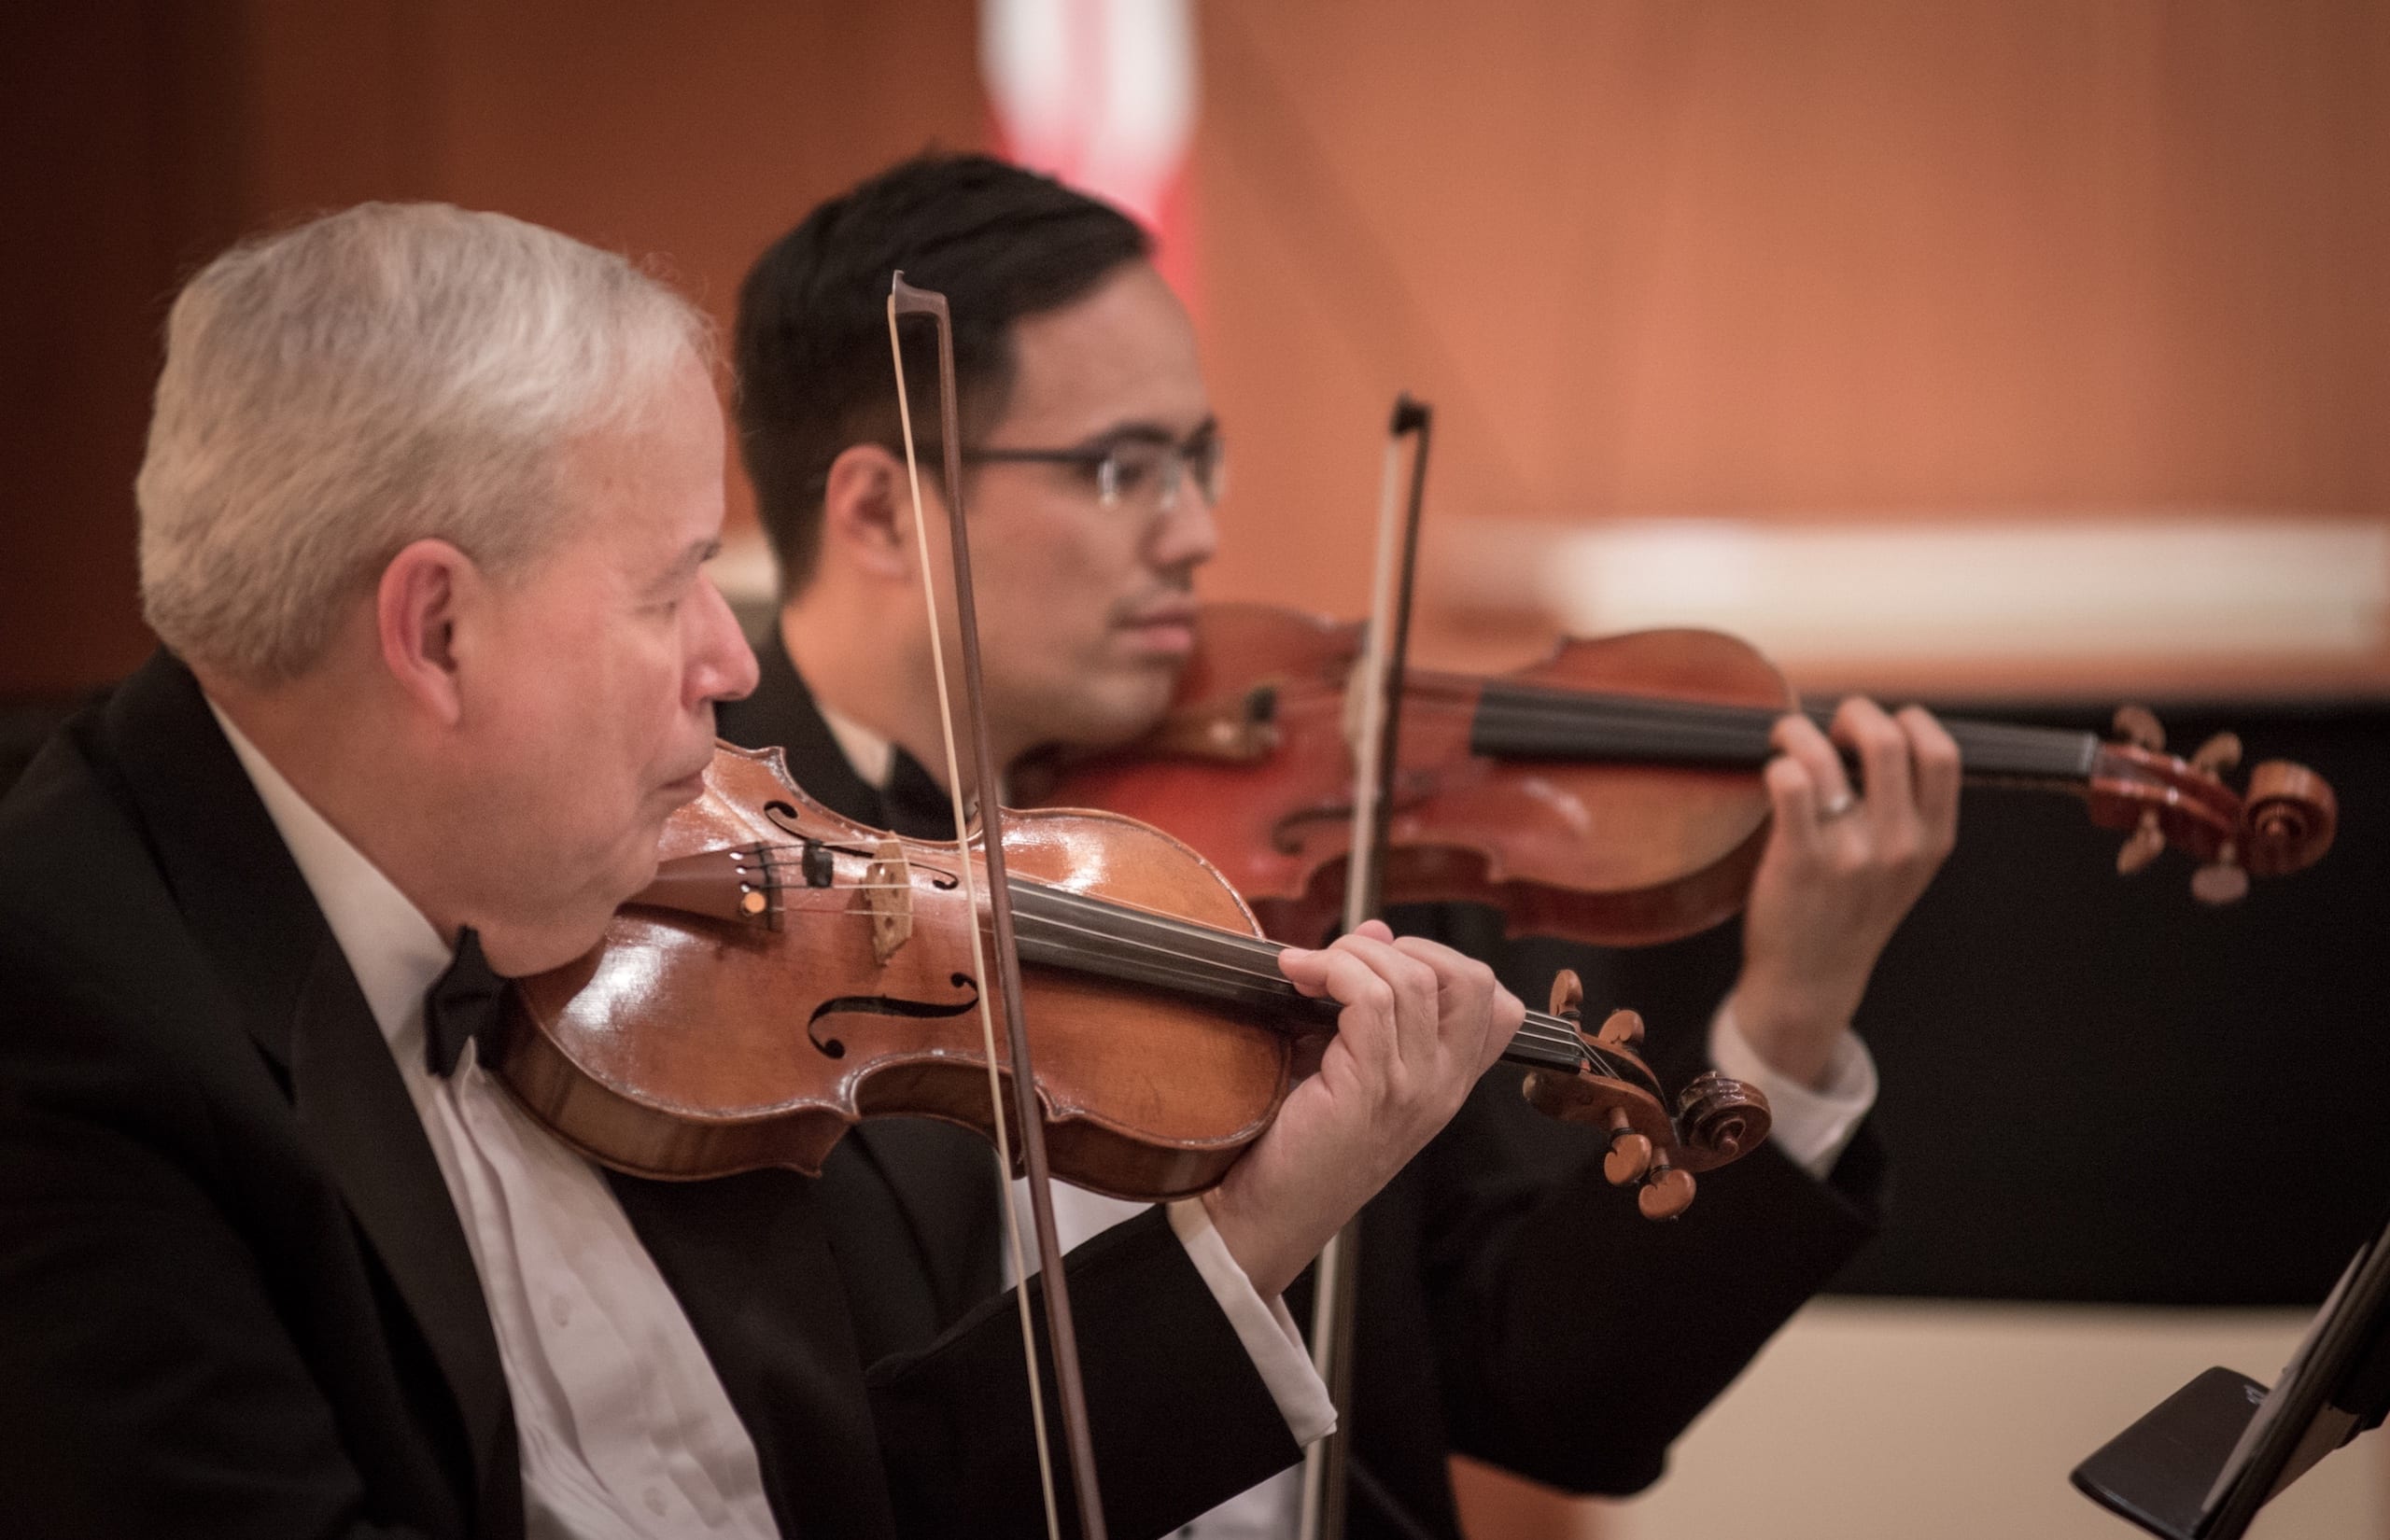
8,2,2388,697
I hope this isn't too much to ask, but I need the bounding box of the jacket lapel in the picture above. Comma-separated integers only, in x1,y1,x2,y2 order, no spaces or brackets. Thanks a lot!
288,941,522,1536
105,652,520,1533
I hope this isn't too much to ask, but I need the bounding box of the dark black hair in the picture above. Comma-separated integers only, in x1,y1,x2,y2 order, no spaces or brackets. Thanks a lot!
735,153,1152,595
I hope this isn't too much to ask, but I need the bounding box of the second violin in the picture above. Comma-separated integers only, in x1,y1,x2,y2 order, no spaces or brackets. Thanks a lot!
1031,602,2340,948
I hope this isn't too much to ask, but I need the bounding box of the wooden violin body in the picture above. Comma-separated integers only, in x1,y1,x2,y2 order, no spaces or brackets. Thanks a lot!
499,742,1761,1213
502,745,1294,1199
1033,602,2340,948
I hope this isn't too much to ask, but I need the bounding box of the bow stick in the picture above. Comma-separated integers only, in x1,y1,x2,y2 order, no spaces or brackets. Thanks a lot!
888,273,1106,1540
1299,395,1434,1540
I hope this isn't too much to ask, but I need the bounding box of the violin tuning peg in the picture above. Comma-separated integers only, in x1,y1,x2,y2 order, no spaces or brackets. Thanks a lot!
1601,1108,1653,1185
1547,970,1584,1025
2191,853,2249,905
1595,1008,1645,1050
1638,1163,1696,1221
2116,812,2166,876
2113,705,2166,752
2189,732,2243,777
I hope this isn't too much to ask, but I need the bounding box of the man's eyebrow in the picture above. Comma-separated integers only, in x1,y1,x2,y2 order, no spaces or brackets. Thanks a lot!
1076,413,1218,451
648,537,721,595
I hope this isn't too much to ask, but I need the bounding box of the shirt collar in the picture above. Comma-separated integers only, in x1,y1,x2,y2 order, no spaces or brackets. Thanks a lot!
809,697,1012,811
206,698,453,1050
813,698,896,791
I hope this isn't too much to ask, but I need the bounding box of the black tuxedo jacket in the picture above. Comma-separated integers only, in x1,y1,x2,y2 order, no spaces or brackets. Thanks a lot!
721,628,1890,1540
0,653,1300,1539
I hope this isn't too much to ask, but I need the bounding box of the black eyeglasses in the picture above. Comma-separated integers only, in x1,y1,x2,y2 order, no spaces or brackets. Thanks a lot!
963,427,1227,513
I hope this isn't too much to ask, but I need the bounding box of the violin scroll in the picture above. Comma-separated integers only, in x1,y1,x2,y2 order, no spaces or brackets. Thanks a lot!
2240,759,2339,877
2090,706,2336,904
1520,970,1772,1221
1675,1071,1769,1167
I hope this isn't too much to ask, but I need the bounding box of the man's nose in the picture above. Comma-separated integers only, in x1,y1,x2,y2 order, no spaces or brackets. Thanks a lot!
1148,483,1221,572
690,579,760,706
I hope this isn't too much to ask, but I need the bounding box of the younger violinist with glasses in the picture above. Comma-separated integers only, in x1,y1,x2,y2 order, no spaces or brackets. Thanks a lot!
725,153,1961,1540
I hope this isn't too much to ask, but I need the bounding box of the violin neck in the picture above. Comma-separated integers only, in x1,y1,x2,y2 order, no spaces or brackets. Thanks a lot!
1003,877,1603,1079
1467,682,2102,788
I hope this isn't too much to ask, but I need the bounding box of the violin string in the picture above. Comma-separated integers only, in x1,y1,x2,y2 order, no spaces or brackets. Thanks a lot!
998,894,1596,1067
999,892,1602,1071
999,881,1604,1062
1002,888,1596,1045
697,841,1599,1067
1262,675,2101,779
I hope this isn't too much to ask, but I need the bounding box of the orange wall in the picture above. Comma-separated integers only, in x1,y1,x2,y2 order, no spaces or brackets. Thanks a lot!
1189,0,2390,624
7,2,2386,696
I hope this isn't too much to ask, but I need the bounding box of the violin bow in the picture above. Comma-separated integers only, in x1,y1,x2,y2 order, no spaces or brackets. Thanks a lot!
1299,394,1434,1540
888,274,1106,1540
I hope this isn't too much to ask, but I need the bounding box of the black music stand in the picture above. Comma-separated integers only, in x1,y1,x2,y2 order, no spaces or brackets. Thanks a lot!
2072,1206,2390,1539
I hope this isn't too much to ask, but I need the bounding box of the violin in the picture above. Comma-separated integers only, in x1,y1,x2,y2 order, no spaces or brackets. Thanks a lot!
1029,601,2341,949
495,741,1768,1220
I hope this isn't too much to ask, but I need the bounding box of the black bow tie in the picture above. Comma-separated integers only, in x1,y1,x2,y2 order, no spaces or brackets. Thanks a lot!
424,927,506,1077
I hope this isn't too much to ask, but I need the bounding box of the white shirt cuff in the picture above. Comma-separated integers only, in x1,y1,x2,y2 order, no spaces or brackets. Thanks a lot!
1708,1001,1878,1180
1166,1199,1337,1447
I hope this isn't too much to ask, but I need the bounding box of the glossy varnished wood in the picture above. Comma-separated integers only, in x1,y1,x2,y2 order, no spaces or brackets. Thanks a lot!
1042,602,1791,946
499,744,1293,1201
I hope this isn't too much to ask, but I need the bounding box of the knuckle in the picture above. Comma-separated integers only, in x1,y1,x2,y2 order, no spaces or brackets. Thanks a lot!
1834,696,1879,735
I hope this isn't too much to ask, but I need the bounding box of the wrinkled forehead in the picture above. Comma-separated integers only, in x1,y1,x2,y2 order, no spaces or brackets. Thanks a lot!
991,263,1210,442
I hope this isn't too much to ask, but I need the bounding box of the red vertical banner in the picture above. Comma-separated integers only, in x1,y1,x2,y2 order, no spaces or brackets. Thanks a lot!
980,0,1201,311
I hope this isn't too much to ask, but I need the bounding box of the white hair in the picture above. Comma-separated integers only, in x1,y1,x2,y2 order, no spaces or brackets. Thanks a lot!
136,202,711,685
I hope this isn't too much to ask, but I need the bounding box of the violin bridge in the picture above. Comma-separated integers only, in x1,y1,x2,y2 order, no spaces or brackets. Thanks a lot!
864,837,915,963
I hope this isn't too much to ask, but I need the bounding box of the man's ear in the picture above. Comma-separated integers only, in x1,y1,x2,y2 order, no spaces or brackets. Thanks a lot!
376,539,476,727
820,443,922,582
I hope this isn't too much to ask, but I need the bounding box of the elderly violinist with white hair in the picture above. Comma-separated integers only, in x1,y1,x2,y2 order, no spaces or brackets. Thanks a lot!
0,202,1520,1539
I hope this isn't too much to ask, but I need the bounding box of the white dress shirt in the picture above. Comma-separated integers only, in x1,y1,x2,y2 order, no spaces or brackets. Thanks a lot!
811,704,1878,1539
213,704,781,1540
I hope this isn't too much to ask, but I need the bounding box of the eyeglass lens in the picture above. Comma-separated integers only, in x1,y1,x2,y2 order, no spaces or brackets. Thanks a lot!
1096,437,1226,511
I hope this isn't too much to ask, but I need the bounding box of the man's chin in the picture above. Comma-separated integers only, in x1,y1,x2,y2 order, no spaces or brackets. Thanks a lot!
658,765,711,805
477,910,613,979
1050,676,1180,753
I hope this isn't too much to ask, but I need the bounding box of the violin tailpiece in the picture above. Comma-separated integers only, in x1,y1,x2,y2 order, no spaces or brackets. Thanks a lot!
628,844,820,929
